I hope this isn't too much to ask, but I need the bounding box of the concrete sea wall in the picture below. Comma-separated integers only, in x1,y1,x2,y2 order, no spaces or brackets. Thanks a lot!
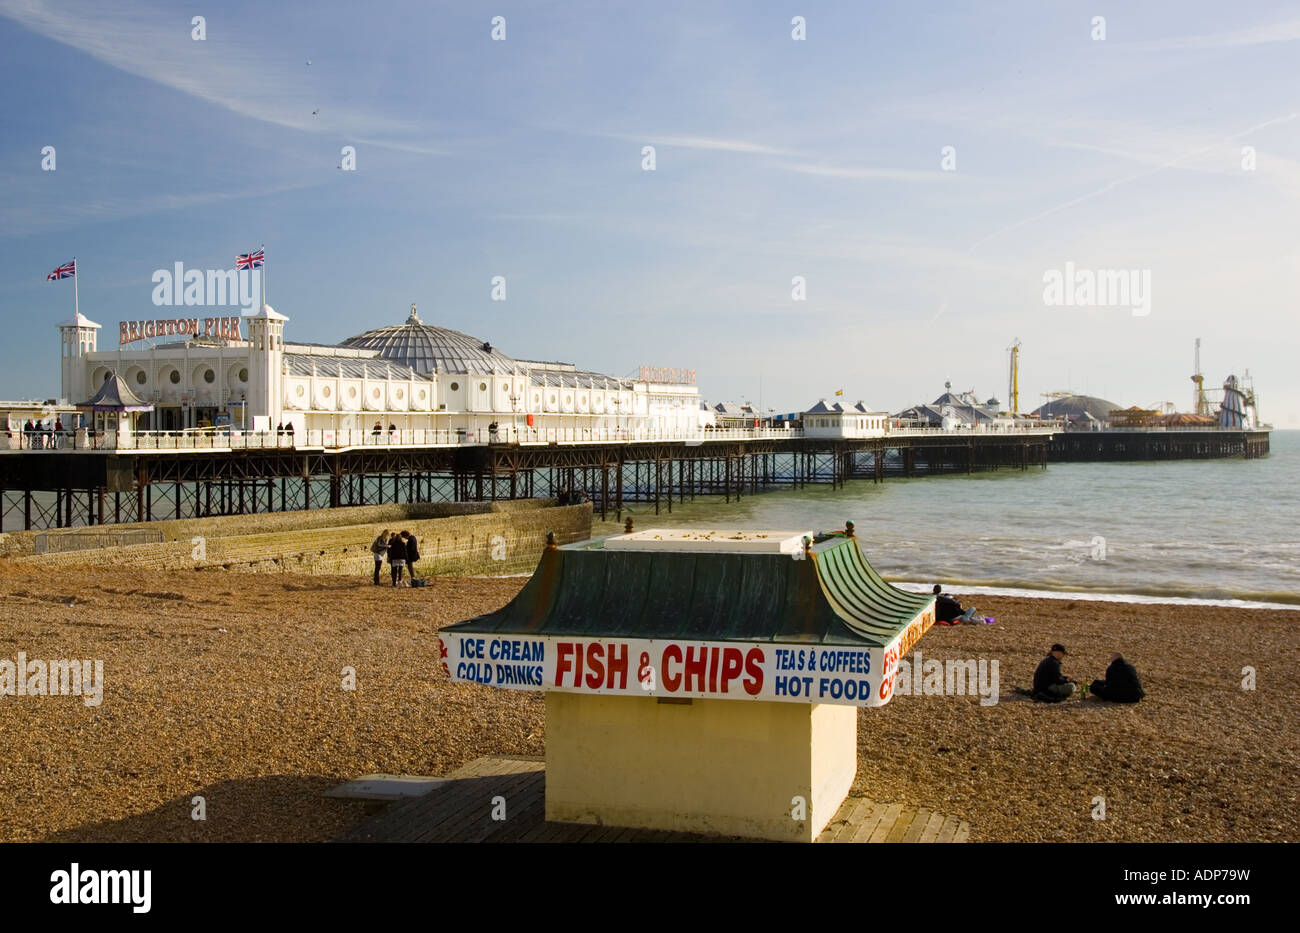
1,500,592,577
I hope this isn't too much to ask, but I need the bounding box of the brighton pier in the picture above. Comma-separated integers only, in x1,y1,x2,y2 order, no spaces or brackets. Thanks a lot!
0,301,1268,531
0,424,1056,531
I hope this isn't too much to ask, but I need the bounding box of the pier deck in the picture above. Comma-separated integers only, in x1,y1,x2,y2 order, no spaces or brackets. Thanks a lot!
0,432,1051,531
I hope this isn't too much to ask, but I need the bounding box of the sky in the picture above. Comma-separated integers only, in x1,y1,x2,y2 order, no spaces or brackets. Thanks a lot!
1,0,1297,424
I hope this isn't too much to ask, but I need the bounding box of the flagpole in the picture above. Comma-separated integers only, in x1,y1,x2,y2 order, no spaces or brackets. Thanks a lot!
73,257,79,318
261,244,267,307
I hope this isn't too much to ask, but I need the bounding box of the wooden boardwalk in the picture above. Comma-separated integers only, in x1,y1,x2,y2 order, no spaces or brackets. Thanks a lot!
336,756,970,844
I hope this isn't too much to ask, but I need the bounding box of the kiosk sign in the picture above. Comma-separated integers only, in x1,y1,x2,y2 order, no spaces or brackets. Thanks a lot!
439,612,932,709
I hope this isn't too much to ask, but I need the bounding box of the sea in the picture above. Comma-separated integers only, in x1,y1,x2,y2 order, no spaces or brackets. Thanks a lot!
622,429,1300,610
8,431,1296,609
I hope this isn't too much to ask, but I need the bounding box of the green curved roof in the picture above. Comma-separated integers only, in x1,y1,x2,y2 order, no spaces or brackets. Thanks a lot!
444,534,933,648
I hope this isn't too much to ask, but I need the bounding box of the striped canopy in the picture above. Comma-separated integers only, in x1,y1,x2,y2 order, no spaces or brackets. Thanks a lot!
76,373,154,412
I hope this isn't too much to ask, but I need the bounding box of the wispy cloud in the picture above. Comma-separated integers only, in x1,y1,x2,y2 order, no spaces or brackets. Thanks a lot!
773,161,947,182
1131,18,1300,51
0,0,447,154
574,129,942,182
0,175,322,238
966,113,1300,252
580,130,800,157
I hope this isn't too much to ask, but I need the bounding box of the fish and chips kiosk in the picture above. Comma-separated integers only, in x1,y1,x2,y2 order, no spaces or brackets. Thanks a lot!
439,526,934,841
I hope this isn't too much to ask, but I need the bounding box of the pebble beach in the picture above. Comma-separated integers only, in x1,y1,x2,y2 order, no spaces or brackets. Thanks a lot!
1,564,1295,843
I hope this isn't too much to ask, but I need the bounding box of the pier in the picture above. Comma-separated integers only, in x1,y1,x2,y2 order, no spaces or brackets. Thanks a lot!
1047,428,1271,461
0,428,1052,531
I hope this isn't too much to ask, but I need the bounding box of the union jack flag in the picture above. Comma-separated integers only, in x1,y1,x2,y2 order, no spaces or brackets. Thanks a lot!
235,247,265,270
46,259,76,281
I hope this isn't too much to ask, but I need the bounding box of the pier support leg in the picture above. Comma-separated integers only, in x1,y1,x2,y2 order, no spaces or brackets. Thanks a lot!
616,459,624,520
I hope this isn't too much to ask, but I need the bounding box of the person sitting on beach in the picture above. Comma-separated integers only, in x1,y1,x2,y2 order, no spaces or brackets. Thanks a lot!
933,584,978,624
1032,644,1076,702
1089,653,1145,703
387,530,407,586
370,530,389,586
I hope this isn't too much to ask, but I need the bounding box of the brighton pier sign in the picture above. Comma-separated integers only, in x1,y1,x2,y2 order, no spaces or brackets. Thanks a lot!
119,316,244,345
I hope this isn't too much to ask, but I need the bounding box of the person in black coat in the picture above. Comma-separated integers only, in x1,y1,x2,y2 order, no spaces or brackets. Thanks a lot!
932,584,977,623
1032,644,1076,702
387,532,407,586
1089,653,1144,703
402,530,420,579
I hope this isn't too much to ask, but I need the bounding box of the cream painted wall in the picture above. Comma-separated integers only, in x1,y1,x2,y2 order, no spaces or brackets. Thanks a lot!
544,692,857,842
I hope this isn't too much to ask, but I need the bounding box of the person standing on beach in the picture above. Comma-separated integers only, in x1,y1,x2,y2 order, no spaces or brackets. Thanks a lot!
370,530,389,585
387,531,407,586
1089,653,1145,703
402,530,420,580
1032,644,1076,702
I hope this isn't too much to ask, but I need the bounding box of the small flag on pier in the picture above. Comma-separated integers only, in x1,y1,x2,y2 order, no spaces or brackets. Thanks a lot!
236,247,265,270
46,259,76,281
834,389,843,396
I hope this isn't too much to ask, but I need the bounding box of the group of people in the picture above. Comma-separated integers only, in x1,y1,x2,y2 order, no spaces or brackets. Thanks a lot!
1030,644,1145,703
370,529,421,586
20,418,65,449
934,585,1145,705
274,422,296,438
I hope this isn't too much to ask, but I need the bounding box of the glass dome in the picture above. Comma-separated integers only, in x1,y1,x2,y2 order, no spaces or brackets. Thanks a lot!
340,304,516,375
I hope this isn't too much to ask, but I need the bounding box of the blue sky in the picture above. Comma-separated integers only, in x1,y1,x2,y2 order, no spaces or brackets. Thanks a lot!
1,0,1297,423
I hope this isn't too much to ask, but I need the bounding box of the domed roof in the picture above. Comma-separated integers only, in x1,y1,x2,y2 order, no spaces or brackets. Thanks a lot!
1030,394,1122,421
340,304,516,375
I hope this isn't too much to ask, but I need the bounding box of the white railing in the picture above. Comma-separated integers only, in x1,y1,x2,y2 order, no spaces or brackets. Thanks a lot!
3,421,1076,453
884,423,1059,437
1079,425,1255,433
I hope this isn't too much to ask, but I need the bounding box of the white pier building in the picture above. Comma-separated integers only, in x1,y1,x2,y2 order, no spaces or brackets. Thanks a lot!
54,303,702,445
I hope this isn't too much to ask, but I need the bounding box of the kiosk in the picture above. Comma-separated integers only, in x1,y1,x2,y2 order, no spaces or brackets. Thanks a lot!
439,525,934,841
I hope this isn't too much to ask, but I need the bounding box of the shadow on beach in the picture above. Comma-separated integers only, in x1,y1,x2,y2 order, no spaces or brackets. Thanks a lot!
40,775,371,843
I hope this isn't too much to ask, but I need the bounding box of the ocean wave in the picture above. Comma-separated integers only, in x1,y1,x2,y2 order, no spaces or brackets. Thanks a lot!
890,579,1300,610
